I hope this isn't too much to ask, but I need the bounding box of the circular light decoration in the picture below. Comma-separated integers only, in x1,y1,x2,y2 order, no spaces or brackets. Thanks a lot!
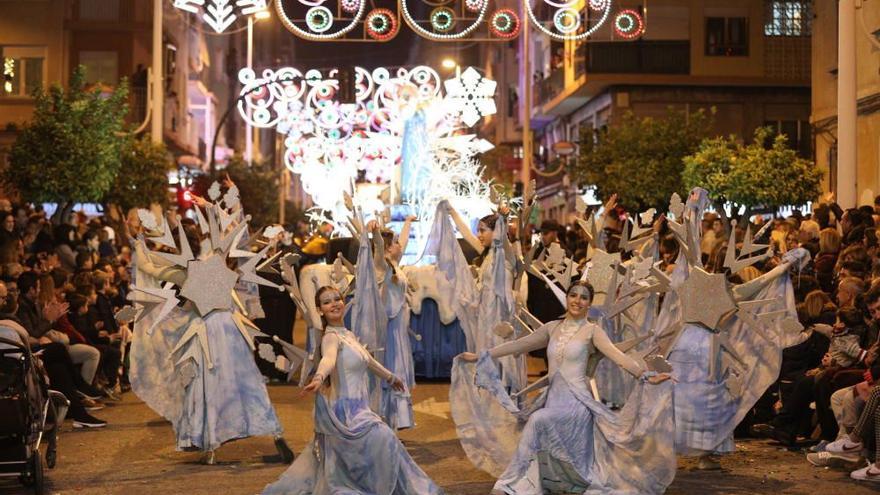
614,9,644,39
400,0,487,40
430,7,456,32
340,0,360,14
489,9,520,39
553,8,581,34
365,8,398,41
276,0,367,41
465,0,484,13
305,6,334,33
525,0,611,41
588,0,608,11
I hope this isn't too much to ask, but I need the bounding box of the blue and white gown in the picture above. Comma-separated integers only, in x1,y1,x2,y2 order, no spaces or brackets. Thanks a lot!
263,326,441,494
381,267,415,429
451,318,676,495
129,250,283,452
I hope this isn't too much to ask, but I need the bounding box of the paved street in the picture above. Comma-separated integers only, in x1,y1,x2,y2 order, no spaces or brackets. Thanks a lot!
1,380,877,495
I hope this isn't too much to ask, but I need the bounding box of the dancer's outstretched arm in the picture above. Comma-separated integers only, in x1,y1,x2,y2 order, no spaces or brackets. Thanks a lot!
447,203,482,253
398,215,416,254
365,347,406,391
592,324,645,378
134,239,187,286
459,323,552,361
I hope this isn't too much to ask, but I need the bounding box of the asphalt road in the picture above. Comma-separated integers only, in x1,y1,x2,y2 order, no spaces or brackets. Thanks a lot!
1,379,877,495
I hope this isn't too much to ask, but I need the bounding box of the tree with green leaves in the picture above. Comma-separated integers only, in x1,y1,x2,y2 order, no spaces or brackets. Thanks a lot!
682,127,823,221
571,108,713,211
3,66,129,221
104,136,175,214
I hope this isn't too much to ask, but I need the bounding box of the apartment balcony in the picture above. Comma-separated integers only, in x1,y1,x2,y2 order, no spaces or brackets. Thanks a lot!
585,41,691,75
536,68,564,107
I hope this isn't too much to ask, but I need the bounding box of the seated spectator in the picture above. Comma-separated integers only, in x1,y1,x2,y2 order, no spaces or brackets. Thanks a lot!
837,277,866,310
37,272,101,390
67,293,122,395
2,277,106,427
53,224,78,272
816,228,841,292
75,251,94,273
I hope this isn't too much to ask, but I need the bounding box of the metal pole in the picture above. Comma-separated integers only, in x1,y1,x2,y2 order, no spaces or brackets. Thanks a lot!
837,0,857,207
246,16,254,165
151,0,163,144
278,132,286,224
521,11,532,199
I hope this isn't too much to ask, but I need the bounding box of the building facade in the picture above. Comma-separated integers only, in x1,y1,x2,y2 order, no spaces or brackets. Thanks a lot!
812,0,880,205
0,0,258,185
484,0,813,222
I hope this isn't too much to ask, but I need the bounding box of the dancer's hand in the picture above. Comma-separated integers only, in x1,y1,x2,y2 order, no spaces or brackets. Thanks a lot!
647,373,672,385
458,352,478,362
300,375,324,396
389,376,406,392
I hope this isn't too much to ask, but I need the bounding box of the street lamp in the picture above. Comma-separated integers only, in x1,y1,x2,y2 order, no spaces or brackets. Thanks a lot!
441,58,461,78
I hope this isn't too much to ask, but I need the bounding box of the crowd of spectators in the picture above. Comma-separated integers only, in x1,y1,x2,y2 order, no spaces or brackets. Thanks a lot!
0,200,135,429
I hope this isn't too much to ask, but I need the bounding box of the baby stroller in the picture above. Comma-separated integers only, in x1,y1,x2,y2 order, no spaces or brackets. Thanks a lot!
0,332,68,494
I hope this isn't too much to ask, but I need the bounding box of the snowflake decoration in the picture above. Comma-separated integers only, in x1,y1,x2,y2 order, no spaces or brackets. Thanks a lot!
173,0,267,33
442,67,497,127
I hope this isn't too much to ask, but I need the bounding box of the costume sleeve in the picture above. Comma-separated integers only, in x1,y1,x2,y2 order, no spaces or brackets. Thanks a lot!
732,261,789,301
365,353,396,382
488,322,552,359
134,240,187,286
592,323,645,377
313,332,340,382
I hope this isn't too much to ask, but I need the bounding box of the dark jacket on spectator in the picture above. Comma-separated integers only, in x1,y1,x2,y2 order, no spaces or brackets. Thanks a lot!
94,293,118,333
15,295,51,339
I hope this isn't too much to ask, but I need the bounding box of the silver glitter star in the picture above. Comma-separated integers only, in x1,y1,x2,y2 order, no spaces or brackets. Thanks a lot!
678,267,736,328
180,254,238,316
585,249,621,294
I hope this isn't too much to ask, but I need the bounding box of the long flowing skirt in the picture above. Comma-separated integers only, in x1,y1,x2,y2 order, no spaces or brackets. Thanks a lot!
382,310,415,429
262,394,442,495
450,354,676,494
130,310,282,451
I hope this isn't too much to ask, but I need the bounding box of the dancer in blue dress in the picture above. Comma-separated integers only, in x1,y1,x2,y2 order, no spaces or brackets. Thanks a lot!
128,187,293,465
371,217,417,429
452,281,675,494
262,285,442,494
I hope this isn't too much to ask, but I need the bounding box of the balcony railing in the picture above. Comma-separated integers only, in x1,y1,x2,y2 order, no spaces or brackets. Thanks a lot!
536,68,564,106
586,41,691,75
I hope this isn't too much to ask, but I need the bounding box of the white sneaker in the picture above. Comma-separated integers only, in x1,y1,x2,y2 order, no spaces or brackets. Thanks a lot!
850,464,880,482
825,436,863,455
806,451,859,467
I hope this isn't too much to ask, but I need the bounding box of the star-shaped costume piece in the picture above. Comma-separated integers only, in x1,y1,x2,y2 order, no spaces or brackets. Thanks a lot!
584,249,621,295
180,254,239,316
678,267,736,328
